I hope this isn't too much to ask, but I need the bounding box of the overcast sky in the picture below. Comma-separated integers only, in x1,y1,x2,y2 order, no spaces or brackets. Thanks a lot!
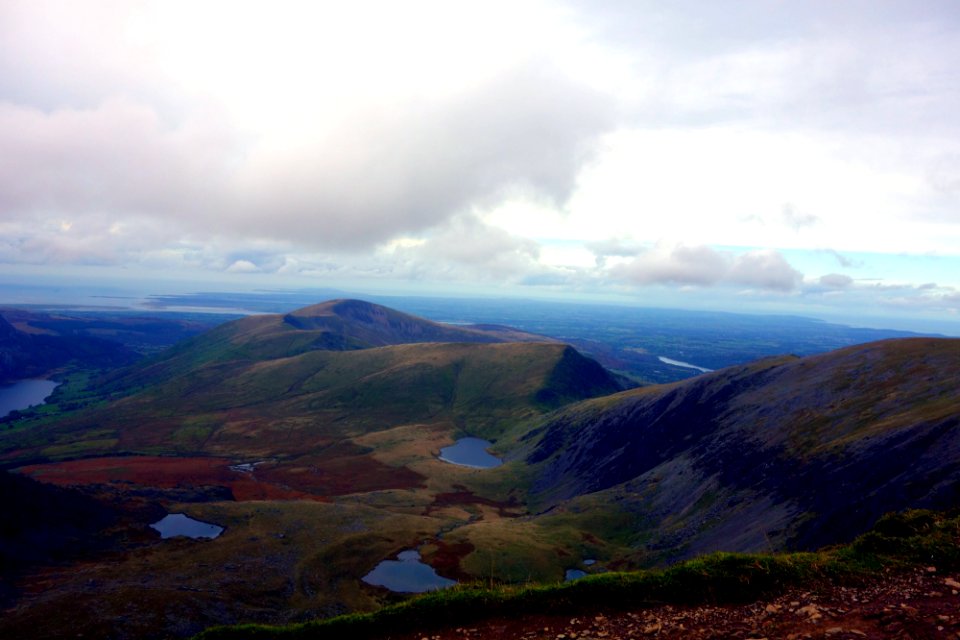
2,1,959,327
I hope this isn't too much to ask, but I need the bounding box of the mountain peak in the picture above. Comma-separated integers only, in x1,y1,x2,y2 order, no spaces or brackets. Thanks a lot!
284,299,436,332
285,298,381,319
276,299,551,349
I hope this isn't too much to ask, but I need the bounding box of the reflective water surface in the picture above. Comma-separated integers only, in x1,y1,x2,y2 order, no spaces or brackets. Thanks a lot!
150,513,224,539
0,379,59,417
362,550,456,593
438,437,503,468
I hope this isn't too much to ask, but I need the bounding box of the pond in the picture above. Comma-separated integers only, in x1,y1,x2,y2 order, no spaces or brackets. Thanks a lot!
362,550,456,593
438,437,502,469
0,379,59,418
565,559,598,581
150,513,224,540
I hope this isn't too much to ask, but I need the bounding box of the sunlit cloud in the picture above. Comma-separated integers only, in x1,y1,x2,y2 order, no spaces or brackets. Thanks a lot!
0,0,958,324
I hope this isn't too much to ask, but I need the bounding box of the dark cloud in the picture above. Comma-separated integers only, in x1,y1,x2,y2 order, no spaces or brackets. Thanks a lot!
0,62,615,251
229,62,617,248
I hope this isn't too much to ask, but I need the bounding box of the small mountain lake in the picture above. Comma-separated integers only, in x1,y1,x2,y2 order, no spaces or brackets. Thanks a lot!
151,513,224,540
438,437,502,468
362,550,456,593
0,379,59,418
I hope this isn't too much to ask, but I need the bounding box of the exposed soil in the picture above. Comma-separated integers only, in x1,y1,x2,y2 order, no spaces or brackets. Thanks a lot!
386,567,960,639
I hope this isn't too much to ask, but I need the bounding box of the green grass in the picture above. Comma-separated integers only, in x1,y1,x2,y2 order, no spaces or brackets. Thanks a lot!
192,509,960,640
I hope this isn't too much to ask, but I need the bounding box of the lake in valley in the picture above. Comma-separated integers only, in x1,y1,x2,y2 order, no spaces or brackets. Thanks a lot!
438,437,503,468
151,513,224,539
0,379,59,417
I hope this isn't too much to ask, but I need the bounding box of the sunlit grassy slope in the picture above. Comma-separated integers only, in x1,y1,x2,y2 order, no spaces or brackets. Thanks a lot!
1,300,620,464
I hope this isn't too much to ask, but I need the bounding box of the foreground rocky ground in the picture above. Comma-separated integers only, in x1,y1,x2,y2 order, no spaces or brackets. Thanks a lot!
389,568,960,640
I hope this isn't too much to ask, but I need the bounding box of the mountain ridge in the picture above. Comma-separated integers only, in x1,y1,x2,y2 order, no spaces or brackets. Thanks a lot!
3,300,622,473
524,336,960,559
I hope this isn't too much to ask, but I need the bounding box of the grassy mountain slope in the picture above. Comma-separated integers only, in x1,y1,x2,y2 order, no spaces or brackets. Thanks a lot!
2,300,621,487
523,337,960,561
58,341,615,460
108,299,554,390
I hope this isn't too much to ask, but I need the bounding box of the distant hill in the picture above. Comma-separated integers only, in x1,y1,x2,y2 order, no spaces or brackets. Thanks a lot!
0,314,137,382
108,298,557,389
525,337,960,560
282,299,551,346
4,300,621,476
0,307,224,356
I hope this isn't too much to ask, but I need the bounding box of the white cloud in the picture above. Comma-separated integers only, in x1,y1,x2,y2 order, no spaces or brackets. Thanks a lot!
385,214,542,281
727,250,803,292
611,244,802,292
1,1,959,322
781,204,820,231
226,260,260,274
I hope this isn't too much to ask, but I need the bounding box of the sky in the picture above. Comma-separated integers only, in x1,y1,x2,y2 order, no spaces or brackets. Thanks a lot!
1,1,959,330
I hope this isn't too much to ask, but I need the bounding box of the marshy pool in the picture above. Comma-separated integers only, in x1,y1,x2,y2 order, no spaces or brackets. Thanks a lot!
151,513,224,540
362,550,456,593
438,437,502,469
565,569,587,581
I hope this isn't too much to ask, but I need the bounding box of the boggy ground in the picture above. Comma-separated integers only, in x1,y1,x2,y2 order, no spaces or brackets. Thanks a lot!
387,567,960,639
0,428,537,640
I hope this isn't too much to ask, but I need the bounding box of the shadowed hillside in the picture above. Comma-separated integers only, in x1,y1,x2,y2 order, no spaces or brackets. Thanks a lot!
524,337,960,560
0,314,137,382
